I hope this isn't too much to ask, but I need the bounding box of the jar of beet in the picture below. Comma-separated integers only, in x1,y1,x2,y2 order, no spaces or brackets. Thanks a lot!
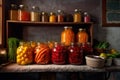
51,42,67,64
68,42,83,65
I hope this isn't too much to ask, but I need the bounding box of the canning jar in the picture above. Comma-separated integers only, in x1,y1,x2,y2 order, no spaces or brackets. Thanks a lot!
77,28,88,44
84,12,90,23
30,6,40,22
41,11,49,22
16,42,33,65
34,42,51,64
9,4,18,20
18,5,30,21
49,12,56,22
68,42,83,65
61,26,75,46
57,10,64,22
52,42,67,64
73,9,82,22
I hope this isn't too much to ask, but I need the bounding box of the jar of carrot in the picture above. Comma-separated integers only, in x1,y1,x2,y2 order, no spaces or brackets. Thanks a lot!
61,26,75,46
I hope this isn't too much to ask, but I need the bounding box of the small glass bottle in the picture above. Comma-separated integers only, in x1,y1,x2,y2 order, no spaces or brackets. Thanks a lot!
77,28,88,44
9,4,18,20
84,12,90,23
30,6,40,22
61,26,75,46
18,4,30,21
41,11,49,22
57,10,64,22
49,12,56,22
73,9,82,22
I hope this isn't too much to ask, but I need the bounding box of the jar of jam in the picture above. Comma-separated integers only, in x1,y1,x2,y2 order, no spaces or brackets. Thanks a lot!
30,6,40,22
52,42,67,64
68,42,83,65
84,12,90,23
9,4,18,20
41,11,49,22
61,26,75,46
73,9,82,22
49,12,56,22
57,10,64,22
77,28,88,44
18,4,30,21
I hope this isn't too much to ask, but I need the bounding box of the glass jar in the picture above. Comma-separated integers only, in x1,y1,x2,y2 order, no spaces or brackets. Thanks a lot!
68,42,83,65
52,42,67,64
30,6,40,22
41,11,49,22
77,28,88,44
49,12,56,22
18,4,30,21
84,12,90,23
9,4,18,20
34,42,51,64
61,26,75,46
57,10,64,22
73,9,82,22
16,42,33,65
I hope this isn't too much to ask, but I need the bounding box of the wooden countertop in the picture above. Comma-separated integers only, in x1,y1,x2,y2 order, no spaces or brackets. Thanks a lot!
0,63,120,72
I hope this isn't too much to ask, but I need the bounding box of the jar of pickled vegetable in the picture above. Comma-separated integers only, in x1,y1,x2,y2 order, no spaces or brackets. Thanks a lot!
9,4,18,20
57,10,64,22
41,11,49,22
49,12,56,22
34,42,51,64
68,42,83,65
73,9,82,22
61,26,75,46
77,28,88,44
52,42,67,64
16,42,33,65
18,5,30,21
30,6,40,22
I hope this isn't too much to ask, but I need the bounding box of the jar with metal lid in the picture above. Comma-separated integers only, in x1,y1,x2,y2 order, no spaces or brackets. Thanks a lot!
61,26,75,46
73,9,82,22
18,4,30,21
57,10,64,22
52,42,67,64
49,12,56,22
77,28,88,44
30,6,40,22
9,4,18,20
68,42,83,65
84,12,90,23
41,11,49,22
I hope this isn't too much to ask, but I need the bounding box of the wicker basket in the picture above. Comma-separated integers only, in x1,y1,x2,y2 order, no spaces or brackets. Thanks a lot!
85,55,105,68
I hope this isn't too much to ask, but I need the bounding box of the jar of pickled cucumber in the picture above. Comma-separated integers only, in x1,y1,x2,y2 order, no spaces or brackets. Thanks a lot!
16,42,33,65
61,26,75,46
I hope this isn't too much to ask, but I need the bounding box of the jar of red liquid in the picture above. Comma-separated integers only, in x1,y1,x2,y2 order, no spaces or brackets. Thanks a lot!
18,5,30,21
57,10,64,22
82,42,93,64
68,42,83,65
51,42,67,64
84,12,90,23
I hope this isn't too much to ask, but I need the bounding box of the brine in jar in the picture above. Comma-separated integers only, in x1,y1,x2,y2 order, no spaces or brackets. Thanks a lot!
61,26,75,46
